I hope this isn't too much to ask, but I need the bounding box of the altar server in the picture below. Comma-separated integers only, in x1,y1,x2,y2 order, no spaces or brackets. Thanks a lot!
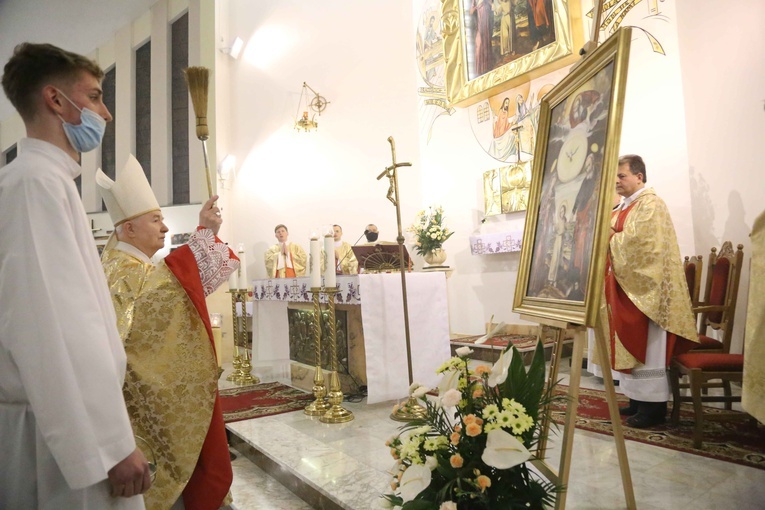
0,42,150,509
265,224,307,277
97,155,239,509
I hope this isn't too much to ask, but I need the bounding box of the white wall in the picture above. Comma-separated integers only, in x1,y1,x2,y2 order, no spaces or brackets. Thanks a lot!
676,0,765,353
219,0,422,283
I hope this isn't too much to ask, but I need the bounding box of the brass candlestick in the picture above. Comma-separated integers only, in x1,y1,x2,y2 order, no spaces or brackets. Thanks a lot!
235,289,258,386
304,287,330,416
377,136,426,422
227,289,244,382
320,287,354,423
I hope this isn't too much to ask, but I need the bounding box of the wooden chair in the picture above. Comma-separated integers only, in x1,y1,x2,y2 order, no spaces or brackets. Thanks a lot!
692,242,744,353
669,352,745,449
669,242,746,449
683,254,703,322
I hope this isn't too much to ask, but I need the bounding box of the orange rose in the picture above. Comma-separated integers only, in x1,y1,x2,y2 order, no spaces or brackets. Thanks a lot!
472,388,484,399
464,414,477,425
450,432,461,445
466,422,482,437
475,365,491,375
477,475,491,491
450,454,464,468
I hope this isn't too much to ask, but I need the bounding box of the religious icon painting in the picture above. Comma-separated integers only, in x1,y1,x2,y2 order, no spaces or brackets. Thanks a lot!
442,0,585,107
483,168,502,216
513,27,632,327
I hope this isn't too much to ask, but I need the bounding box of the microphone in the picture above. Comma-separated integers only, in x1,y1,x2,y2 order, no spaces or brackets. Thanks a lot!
336,229,367,274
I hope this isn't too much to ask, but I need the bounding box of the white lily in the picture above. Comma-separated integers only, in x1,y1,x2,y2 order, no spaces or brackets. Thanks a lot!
425,455,438,470
481,429,531,469
455,346,474,357
439,502,458,510
438,368,460,395
398,464,432,502
487,347,513,388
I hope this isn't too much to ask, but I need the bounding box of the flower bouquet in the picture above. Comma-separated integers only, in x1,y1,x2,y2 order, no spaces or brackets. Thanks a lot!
408,206,454,257
382,342,562,509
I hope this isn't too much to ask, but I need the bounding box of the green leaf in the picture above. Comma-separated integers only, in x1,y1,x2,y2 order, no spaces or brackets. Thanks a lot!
402,500,439,510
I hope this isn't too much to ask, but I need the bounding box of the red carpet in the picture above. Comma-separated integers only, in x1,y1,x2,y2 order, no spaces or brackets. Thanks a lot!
550,386,765,470
220,382,313,423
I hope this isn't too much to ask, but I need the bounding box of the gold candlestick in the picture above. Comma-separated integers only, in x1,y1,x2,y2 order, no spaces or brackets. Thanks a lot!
304,288,330,416
320,287,353,423
235,289,258,386
227,289,244,382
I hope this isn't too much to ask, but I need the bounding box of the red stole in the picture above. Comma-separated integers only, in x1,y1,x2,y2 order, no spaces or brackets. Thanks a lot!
165,243,233,510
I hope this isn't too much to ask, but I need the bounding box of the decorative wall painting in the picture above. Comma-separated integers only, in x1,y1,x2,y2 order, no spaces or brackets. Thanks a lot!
441,0,584,107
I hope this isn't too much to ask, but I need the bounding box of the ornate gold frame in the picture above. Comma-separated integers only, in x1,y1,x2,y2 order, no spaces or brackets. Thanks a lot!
442,0,585,107
513,27,632,326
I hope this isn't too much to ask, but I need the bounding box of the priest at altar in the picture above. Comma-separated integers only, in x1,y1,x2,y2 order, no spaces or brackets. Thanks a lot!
333,224,359,274
265,224,307,278
97,155,239,510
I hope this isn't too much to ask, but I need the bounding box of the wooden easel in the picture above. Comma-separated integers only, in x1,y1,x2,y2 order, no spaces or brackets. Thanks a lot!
525,314,636,510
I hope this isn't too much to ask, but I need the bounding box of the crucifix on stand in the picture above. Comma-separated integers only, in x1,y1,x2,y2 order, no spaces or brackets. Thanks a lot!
376,136,426,422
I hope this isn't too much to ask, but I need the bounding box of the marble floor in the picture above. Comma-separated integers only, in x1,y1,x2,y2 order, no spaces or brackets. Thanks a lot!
221,361,765,510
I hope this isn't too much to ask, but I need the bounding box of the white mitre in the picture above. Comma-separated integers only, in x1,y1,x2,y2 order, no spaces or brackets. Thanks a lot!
96,154,160,226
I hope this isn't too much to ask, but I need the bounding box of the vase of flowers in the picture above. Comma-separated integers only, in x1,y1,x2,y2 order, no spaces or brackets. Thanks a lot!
381,342,562,509
409,206,454,267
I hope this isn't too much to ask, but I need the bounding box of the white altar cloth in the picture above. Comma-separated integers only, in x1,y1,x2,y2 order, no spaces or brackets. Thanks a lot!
249,272,451,404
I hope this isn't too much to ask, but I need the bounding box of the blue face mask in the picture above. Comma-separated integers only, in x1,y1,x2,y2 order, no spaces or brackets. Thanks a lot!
57,90,107,153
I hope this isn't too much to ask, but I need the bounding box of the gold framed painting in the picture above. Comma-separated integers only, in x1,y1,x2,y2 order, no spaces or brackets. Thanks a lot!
513,27,632,327
442,0,585,108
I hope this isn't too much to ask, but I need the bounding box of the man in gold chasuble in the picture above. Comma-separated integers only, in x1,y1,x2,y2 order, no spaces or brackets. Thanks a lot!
333,224,359,275
600,155,698,429
97,155,240,510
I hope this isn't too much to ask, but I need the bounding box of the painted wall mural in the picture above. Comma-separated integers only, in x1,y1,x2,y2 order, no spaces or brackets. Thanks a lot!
416,0,455,143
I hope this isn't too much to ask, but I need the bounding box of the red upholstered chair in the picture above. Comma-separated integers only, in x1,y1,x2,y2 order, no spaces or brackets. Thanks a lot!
670,242,747,449
692,242,744,353
684,254,703,321
669,352,744,449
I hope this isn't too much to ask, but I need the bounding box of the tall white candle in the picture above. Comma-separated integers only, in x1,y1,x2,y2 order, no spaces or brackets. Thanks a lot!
310,237,321,288
324,234,336,288
228,265,238,290
237,244,248,289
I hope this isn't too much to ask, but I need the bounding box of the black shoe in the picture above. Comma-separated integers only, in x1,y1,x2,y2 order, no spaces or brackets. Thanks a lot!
619,398,639,416
625,401,667,429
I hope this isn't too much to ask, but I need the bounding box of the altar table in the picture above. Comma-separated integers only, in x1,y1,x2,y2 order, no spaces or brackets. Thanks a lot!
250,272,451,404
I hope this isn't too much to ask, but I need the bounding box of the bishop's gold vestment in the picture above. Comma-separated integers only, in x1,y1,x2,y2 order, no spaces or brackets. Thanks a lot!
102,230,238,510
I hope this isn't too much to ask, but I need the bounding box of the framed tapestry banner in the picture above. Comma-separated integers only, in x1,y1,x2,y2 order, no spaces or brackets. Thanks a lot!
442,0,585,107
513,27,632,327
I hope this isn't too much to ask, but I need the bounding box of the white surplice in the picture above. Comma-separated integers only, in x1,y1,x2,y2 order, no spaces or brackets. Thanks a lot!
0,138,144,509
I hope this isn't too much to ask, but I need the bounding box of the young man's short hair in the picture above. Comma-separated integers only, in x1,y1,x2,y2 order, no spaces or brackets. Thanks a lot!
2,42,104,121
